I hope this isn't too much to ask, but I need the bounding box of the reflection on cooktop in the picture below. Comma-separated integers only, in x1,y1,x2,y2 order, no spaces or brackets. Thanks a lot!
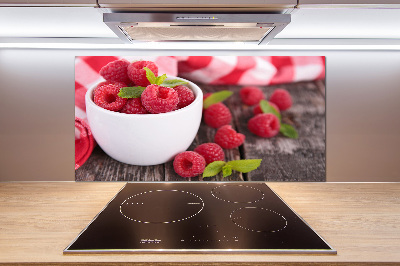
64,182,336,254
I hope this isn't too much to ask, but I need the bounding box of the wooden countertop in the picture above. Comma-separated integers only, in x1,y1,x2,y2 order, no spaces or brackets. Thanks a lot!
0,182,399,265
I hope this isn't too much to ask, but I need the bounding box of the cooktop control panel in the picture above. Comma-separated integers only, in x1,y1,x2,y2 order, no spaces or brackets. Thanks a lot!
64,182,336,254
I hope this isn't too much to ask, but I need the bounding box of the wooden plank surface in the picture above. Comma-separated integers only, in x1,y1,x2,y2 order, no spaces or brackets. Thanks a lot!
76,80,325,182
0,182,399,265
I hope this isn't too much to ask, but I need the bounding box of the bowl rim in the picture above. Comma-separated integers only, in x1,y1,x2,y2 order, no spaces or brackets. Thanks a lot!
85,76,203,119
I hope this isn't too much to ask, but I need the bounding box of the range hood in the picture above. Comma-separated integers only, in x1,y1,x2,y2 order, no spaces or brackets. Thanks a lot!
103,12,291,45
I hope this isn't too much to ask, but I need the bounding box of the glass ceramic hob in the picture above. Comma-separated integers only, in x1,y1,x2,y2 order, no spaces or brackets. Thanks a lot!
64,182,336,254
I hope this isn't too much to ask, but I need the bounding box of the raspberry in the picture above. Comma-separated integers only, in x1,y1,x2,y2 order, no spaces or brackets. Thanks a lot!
96,81,127,89
194,143,225,165
253,101,280,115
174,85,195,109
94,81,127,94
120,98,148,114
141,85,179,114
214,125,245,149
269,89,292,111
127,60,158,87
173,151,206,178
248,113,280,138
99,59,130,84
203,103,232,128
93,83,127,112
240,86,265,106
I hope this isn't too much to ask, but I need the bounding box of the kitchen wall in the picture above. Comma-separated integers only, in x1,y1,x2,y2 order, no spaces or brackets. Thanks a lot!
1,48,399,182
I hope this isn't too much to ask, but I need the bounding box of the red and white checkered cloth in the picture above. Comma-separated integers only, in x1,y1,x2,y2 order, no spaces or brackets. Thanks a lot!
75,56,325,169
176,56,325,85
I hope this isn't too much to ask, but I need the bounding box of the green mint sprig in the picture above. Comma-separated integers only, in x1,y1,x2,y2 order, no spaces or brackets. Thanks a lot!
117,67,189,99
203,90,233,109
118,86,146,98
259,99,298,139
203,159,262,178
161,79,189,88
280,124,298,139
222,164,233,177
144,67,188,88
156,74,168,85
144,66,157,85
260,100,281,121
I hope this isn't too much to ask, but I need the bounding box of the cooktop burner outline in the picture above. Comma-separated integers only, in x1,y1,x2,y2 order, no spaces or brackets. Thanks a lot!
119,189,205,224
211,184,265,203
230,206,288,233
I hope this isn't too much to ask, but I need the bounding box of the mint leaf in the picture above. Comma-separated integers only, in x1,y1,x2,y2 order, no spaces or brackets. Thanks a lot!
222,164,233,177
226,159,262,173
203,159,262,178
202,161,225,178
203,90,233,109
118,86,146,98
160,79,189,88
155,74,167,85
280,124,298,139
144,67,157,84
260,100,281,121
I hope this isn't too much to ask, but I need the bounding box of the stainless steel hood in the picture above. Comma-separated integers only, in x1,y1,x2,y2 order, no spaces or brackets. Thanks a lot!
103,13,291,45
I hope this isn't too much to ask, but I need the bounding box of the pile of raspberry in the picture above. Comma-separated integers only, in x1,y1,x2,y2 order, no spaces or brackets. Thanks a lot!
93,59,195,114
241,86,293,138
173,143,225,178
173,92,242,178
94,59,294,179
173,86,294,178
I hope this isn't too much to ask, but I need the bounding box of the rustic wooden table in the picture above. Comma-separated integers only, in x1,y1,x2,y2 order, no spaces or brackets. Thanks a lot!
76,80,326,182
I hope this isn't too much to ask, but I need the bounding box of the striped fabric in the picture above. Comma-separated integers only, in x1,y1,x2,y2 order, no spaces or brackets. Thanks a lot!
176,56,325,86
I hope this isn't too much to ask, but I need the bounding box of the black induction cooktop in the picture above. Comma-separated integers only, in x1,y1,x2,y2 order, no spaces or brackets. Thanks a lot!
64,182,336,254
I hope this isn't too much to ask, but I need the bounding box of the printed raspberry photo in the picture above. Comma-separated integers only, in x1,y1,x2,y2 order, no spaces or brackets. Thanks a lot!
75,56,326,182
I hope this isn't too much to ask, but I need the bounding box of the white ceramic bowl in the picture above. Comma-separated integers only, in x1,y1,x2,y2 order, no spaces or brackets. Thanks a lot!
85,77,203,166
